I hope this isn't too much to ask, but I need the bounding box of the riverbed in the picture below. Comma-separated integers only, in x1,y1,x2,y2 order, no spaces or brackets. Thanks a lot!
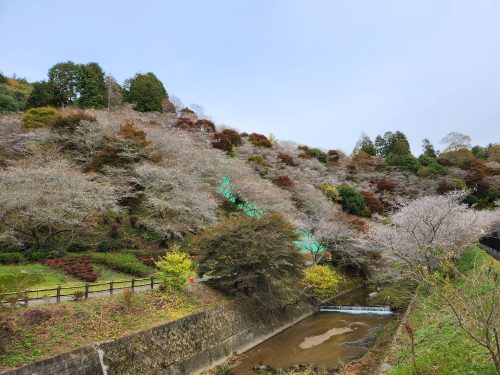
230,288,393,374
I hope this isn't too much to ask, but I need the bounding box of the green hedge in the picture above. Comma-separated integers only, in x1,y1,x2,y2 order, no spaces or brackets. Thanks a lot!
0,252,23,264
90,253,150,276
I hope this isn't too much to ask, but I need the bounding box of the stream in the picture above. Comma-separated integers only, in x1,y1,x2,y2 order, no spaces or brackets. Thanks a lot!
230,287,393,374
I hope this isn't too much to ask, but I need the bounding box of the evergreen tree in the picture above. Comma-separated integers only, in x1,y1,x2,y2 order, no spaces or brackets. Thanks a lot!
77,62,106,108
126,72,167,112
26,81,54,108
422,138,437,158
353,133,376,156
48,61,80,107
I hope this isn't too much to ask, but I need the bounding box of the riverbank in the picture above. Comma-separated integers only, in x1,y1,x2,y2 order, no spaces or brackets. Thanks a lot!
381,246,499,374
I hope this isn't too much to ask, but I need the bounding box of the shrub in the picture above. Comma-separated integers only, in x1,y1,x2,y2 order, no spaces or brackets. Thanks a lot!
417,154,447,175
45,257,97,282
306,147,328,163
180,107,195,115
319,182,340,201
272,175,294,188
438,149,475,169
386,153,420,173
176,117,196,130
352,150,372,167
327,149,343,162
337,184,369,217
22,107,61,129
67,240,92,253
436,179,454,194
51,110,97,131
96,240,123,253
221,129,242,146
452,178,467,190
91,253,149,276
302,265,342,298
277,152,296,166
249,133,272,148
119,121,150,147
247,155,268,166
211,132,233,153
195,119,216,132
0,252,23,264
155,245,193,291
376,178,396,192
361,191,384,214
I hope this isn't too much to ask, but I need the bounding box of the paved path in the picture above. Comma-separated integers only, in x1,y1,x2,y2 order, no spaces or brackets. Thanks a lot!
5,277,210,307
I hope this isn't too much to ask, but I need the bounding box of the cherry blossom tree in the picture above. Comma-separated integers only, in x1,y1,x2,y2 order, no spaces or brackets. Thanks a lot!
369,191,492,273
0,160,119,248
133,162,218,239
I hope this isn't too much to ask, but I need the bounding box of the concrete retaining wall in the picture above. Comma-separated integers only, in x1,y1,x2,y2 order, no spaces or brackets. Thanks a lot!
1,300,316,375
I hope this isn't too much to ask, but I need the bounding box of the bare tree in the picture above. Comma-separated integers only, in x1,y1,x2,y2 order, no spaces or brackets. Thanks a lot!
169,95,184,116
133,162,218,239
440,132,472,152
189,103,211,120
104,74,123,109
0,160,119,248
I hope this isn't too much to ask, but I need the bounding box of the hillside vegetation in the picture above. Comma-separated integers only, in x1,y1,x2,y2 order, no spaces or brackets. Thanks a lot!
0,62,499,372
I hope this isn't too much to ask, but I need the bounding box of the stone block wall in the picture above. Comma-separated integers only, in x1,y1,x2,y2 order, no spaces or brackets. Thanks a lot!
1,300,315,375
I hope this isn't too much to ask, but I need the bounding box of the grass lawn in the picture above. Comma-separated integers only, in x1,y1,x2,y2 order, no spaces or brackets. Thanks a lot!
385,246,499,374
0,263,140,295
0,284,224,370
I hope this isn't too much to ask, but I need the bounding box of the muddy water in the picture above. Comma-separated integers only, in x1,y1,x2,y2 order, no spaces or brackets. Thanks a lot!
230,288,392,374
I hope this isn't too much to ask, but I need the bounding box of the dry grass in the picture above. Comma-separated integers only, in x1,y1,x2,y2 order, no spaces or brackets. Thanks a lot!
0,283,224,370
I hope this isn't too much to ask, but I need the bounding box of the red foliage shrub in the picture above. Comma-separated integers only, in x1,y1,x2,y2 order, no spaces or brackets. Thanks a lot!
249,133,272,148
277,152,296,166
211,132,233,153
361,191,384,214
376,179,396,192
119,121,150,147
467,159,486,182
222,129,242,146
346,163,357,172
336,212,368,232
45,257,97,282
272,175,294,188
195,119,216,132
137,255,157,266
176,117,196,130
436,179,454,194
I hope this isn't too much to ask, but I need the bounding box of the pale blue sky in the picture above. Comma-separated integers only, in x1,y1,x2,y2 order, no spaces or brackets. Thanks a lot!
1,0,499,154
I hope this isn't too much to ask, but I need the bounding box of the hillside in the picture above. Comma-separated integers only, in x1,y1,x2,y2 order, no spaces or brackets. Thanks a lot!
0,106,498,268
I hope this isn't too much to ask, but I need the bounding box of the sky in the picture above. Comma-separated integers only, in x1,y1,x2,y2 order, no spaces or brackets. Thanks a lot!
1,0,499,154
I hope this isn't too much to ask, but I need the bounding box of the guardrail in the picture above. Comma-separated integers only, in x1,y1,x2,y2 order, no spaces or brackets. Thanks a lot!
1,276,163,305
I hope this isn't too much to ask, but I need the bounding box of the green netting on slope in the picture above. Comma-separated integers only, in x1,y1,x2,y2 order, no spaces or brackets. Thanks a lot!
216,177,324,255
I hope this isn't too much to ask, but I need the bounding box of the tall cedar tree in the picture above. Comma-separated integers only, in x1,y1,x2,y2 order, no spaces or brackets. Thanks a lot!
78,63,107,108
126,72,167,112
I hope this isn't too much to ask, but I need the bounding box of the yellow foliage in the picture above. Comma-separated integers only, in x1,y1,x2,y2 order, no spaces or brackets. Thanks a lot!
22,107,61,129
319,182,340,202
155,244,193,291
302,264,342,298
